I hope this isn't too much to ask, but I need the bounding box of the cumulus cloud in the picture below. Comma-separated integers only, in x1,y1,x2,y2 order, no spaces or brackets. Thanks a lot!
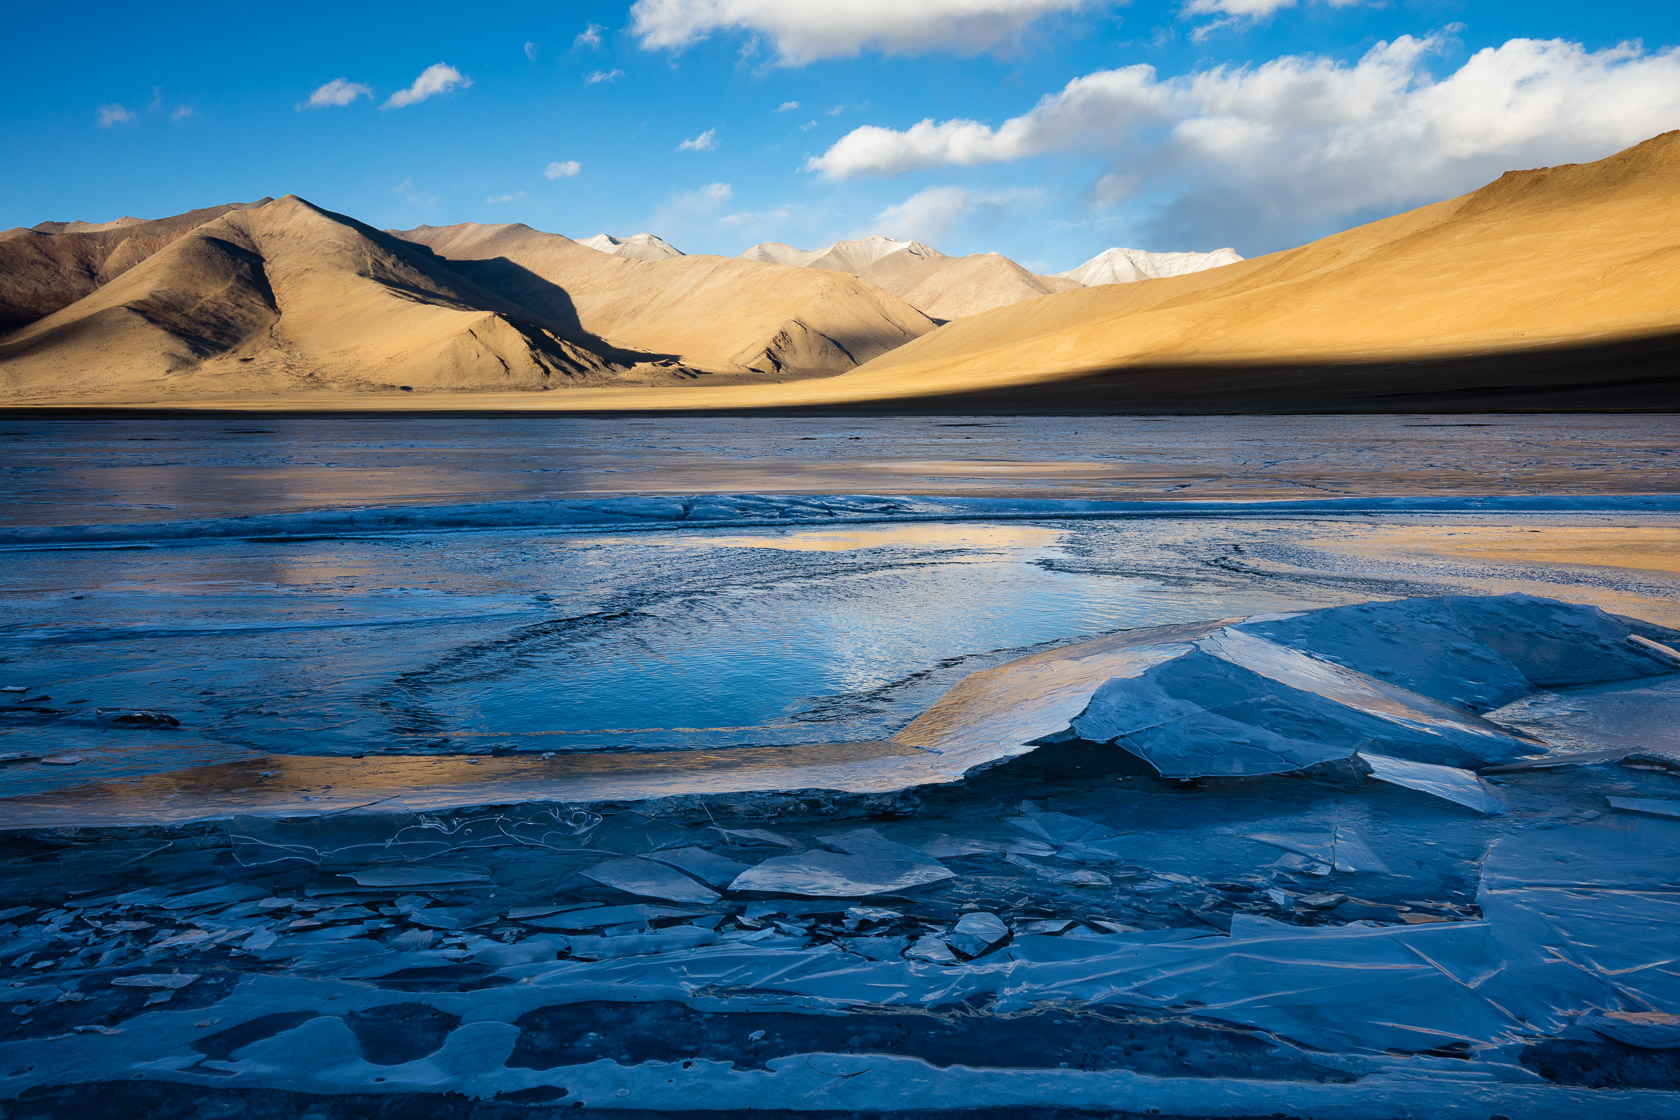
171,106,195,122
486,191,527,204
575,23,605,49
630,0,1102,65
678,127,718,151
96,103,136,127
777,100,800,111
545,160,582,179
810,35,1680,250
585,69,624,84
383,63,470,109
301,78,373,110
874,184,1043,244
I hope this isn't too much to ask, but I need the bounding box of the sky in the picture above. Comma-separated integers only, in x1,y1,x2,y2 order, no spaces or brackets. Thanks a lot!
3,1,1678,271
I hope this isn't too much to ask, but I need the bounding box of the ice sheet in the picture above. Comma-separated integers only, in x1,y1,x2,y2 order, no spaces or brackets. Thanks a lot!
1358,752,1506,814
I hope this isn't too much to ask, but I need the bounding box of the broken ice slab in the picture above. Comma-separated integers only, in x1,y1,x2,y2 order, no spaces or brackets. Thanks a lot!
905,934,959,963
1072,632,1529,778
581,857,720,904
891,621,1225,772
1251,825,1391,875
1487,675,1680,756
947,912,1010,958
817,828,932,862
1580,1010,1680,1049
646,846,752,888
342,867,490,888
109,973,199,989
1358,753,1505,815
729,850,955,897
517,904,706,931
563,926,718,961
1606,796,1680,820
1238,594,1680,710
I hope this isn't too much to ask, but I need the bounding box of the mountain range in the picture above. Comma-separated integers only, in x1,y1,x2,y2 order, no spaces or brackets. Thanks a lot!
2,132,1676,409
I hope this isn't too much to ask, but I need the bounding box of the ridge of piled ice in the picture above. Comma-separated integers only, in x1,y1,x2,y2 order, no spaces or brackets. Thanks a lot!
1071,595,1679,779
1237,594,1678,710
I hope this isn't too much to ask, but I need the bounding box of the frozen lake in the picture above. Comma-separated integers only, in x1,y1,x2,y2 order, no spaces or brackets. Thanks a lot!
2,414,1679,1117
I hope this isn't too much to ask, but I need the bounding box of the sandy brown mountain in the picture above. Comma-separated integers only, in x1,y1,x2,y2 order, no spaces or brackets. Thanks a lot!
0,200,272,333
807,131,1680,410
740,235,1080,320
857,249,1082,321
4,133,1678,409
0,196,669,401
395,222,934,376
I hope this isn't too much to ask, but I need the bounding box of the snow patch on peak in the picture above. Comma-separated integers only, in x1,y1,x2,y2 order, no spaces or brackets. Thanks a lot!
1058,246,1243,287
580,232,684,261
740,235,944,273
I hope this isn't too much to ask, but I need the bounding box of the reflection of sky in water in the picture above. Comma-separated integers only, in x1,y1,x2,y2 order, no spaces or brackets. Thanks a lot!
0,520,1286,766
4,506,1677,795
393,523,1211,750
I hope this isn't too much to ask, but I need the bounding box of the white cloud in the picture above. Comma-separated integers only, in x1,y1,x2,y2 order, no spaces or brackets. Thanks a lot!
809,35,1680,250
171,106,194,122
630,0,1102,65
383,63,470,109
576,23,605,49
873,184,1043,244
1183,0,1295,15
302,78,373,110
96,103,135,127
777,100,800,111
545,160,582,179
1182,0,1367,42
678,127,718,151
585,68,624,84
651,182,735,230
486,191,528,204
719,203,797,229
524,41,539,60
1182,0,1365,17
392,178,438,206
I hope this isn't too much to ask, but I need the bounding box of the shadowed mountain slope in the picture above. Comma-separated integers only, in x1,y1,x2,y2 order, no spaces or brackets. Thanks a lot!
0,197,657,401
816,131,1680,408
0,200,272,332
396,222,935,376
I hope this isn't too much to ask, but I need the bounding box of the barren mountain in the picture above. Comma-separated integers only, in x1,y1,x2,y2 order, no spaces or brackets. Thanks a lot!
0,197,653,401
740,235,1079,320
810,131,1680,409
1057,246,1243,287
579,232,684,261
0,200,271,332
397,223,934,376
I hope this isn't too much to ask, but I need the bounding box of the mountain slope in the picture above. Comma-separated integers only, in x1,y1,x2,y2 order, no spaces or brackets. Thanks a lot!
396,223,935,377
0,200,272,332
740,235,1079,320
1057,246,1243,286
817,131,1680,407
858,250,1081,321
0,197,645,401
579,232,684,261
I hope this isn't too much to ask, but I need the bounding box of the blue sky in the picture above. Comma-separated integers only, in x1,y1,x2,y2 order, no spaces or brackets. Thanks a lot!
4,1,1678,270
